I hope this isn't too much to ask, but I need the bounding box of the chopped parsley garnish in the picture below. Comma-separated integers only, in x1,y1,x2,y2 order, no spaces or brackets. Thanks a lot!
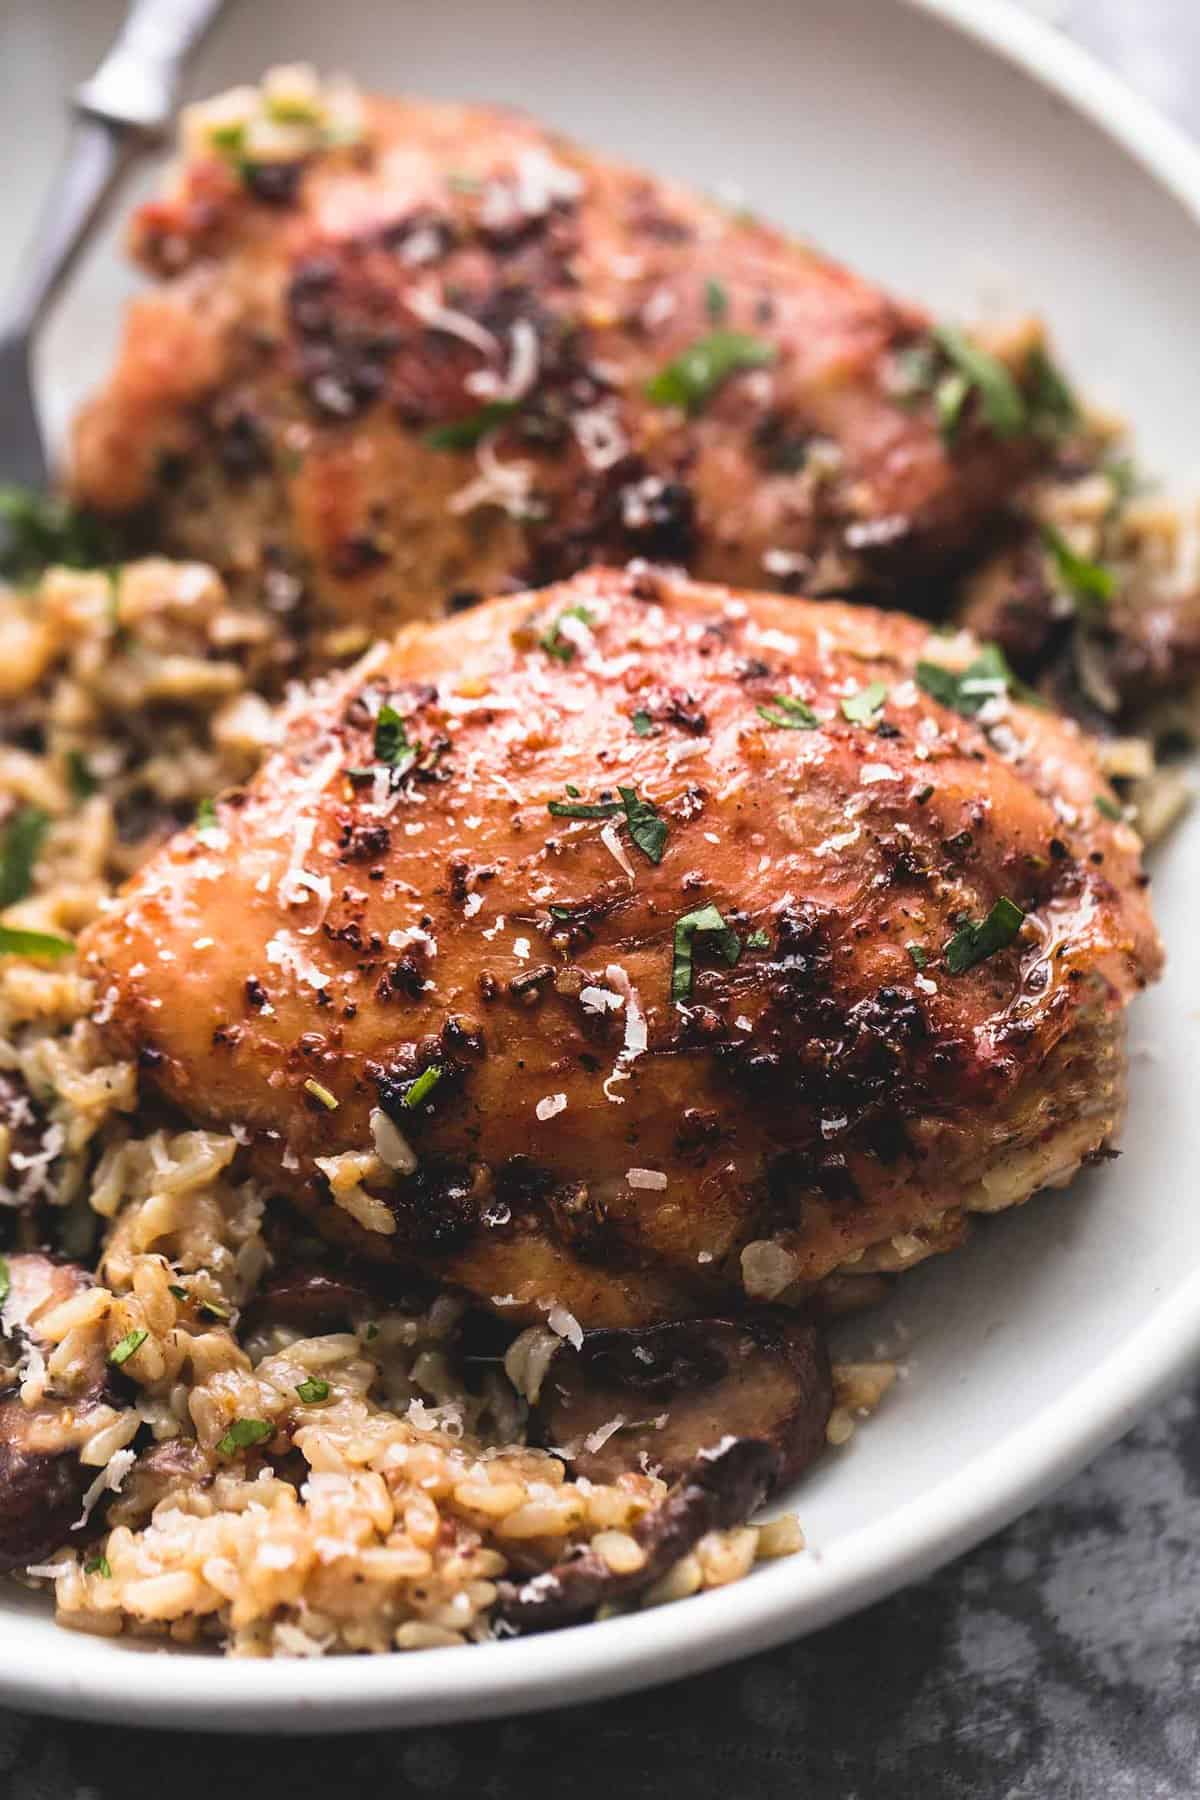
704,278,729,323
745,929,771,950
931,325,1026,439
914,783,935,804
943,897,1025,974
548,797,621,820
303,1077,339,1110
1025,346,1078,438
671,903,741,1001
1104,455,1142,515
645,331,777,414
374,702,418,771
425,400,519,450
0,925,73,960
1096,794,1124,822
916,643,1029,717
0,1254,9,1306
906,942,929,970
84,1554,111,1578
934,371,971,444
169,1284,189,1302
403,1064,444,1109
547,787,667,863
216,1418,274,1456
66,750,97,798
539,604,594,663
0,484,121,584
1040,523,1116,614
840,681,887,725
0,806,49,909
295,1377,331,1404
194,796,218,832
631,710,656,737
199,1298,230,1323
757,694,819,731
617,787,667,864
108,1328,147,1367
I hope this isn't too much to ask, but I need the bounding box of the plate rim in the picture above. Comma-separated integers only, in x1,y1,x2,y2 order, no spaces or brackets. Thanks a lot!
5,0,1200,1733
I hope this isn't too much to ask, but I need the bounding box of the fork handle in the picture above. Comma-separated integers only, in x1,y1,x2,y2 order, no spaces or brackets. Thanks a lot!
2,119,139,340
2,0,227,339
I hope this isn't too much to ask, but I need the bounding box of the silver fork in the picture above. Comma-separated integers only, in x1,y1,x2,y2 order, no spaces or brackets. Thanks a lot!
0,0,229,493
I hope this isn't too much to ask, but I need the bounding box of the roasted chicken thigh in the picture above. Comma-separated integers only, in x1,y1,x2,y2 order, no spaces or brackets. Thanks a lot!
81,567,1161,1330
70,84,1052,650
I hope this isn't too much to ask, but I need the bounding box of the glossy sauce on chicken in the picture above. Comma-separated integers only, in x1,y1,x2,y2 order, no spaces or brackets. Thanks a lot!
81,568,1161,1327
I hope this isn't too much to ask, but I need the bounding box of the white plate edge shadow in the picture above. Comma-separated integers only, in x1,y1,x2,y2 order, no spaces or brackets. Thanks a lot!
3,0,1200,1733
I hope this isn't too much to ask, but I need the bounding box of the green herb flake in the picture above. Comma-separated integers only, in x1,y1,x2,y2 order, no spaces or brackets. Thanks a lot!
943,897,1026,975
547,786,668,863
617,787,667,864
547,797,621,821
0,807,49,909
916,643,1032,717
1104,455,1142,515
539,604,594,663
671,903,742,1001
914,783,935,805
194,796,218,833
199,1298,231,1323
1096,794,1124,822
108,1327,148,1367
631,710,656,738
168,1284,189,1302
295,1377,331,1404
0,485,121,584
745,929,771,950
840,681,887,725
1025,345,1078,438
931,324,1026,439
216,1417,274,1456
425,400,519,451
403,1064,444,1109
906,942,929,970
303,1077,339,1110
0,925,73,960
374,702,417,771
704,278,729,323
934,370,971,446
645,331,777,414
84,1554,112,1578
756,694,819,731
66,750,97,799
0,1255,9,1306
364,1321,380,1342
1040,523,1116,614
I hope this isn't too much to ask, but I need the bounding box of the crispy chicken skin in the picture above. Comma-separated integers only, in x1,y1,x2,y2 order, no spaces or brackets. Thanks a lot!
70,96,1045,645
79,568,1161,1328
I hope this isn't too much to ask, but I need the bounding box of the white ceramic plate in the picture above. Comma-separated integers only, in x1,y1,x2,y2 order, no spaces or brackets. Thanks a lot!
3,0,1200,1734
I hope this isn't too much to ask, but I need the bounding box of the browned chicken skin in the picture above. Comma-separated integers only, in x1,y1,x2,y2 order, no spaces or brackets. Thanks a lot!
70,97,1046,647
80,567,1161,1331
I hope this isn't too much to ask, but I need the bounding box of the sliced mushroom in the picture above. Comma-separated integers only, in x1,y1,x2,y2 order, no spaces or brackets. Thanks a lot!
494,1436,781,1632
0,1254,109,1572
531,1313,832,1486
243,1263,433,1335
